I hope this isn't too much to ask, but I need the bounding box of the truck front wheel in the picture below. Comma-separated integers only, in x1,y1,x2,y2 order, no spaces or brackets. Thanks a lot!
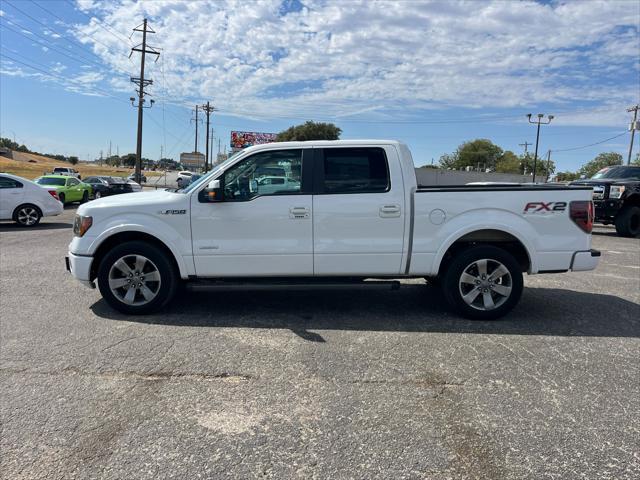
97,241,178,314
442,245,523,320
614,206,640,237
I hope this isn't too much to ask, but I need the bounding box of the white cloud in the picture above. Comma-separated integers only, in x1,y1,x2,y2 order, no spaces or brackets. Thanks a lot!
68,0,639,125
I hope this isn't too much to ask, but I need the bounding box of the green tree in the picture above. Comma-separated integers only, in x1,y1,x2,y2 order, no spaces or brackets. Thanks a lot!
578,152,623,178
495,151,520,173
556,171,580,182
276,121,341,141
438,152,458,169
68,156,79,165
631,153,640,166
521,153,555,178
438,139,504,171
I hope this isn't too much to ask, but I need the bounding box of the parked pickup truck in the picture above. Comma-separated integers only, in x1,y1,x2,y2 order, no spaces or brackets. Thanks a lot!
66,140,599,319
52,167,81,179
571,165,640,237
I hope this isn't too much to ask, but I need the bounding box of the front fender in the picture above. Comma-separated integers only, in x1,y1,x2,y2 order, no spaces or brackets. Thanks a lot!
70,213,193,278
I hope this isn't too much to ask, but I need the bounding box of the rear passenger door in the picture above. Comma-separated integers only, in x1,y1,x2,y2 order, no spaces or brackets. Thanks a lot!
312,146,406,275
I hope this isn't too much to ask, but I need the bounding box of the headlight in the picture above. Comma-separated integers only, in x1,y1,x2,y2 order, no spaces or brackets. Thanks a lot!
609,185,625,199
73,215,93,237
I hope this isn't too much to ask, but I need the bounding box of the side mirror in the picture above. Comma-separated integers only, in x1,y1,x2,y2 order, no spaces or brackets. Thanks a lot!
205,179,223,202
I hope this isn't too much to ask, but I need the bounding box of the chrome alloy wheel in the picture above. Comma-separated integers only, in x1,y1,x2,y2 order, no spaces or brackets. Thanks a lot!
16,206,40,226
458,258,512,311
108,255,161,306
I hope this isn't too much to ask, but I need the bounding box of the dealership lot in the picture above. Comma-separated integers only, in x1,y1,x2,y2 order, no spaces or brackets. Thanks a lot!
1,207,638,479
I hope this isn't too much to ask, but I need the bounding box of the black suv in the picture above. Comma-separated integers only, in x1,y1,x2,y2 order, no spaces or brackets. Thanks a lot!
571,165,640,237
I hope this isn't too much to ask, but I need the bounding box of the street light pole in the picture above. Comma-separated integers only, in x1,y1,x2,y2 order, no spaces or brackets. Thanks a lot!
627,105,639,165
527,113,554,183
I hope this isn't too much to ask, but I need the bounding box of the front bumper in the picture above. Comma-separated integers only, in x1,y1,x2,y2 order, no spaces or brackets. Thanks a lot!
570,249,601,272
65,252,95,288
594,199,622,222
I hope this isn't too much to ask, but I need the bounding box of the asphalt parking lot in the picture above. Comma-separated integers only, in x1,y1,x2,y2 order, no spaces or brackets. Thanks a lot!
1,207,638,479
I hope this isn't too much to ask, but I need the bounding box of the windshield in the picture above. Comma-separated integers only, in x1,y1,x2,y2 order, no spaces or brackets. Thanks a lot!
592,166,640,179
181,151,243,193
36,177,65,186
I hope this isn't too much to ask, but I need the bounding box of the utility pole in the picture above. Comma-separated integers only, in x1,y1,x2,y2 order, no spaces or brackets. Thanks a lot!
191,105,200,153
99,150,103,166
209,128,214,166
545,150,552,182
519,141,532,155
129,18,160,183
519,141,532,174
527,113,554,183
627,104,639,165
201,102,216,172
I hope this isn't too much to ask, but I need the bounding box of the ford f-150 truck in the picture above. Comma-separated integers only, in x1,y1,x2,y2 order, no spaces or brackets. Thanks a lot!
66,140,599,319
571,165,640,237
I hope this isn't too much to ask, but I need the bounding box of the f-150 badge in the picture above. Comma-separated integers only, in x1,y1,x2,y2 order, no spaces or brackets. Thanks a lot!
160,209,186,215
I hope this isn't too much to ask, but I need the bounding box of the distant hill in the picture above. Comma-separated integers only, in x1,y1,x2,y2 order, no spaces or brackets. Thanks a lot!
0,150,138,180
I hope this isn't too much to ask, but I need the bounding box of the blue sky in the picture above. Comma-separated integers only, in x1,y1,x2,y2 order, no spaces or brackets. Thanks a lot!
1,0,638,171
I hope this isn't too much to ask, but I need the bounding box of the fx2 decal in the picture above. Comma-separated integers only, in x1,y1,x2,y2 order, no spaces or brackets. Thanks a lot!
160,209,187,215
523,202,567,213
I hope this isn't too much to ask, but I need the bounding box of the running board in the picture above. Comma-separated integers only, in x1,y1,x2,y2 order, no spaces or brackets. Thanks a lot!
186,279,401,292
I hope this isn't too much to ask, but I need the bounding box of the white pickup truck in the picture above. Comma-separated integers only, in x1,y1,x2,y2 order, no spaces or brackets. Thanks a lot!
52,167,81,179
66,140,599,319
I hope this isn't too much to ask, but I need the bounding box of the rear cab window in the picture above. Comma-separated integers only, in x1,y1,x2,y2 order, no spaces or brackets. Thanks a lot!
319,147,390,194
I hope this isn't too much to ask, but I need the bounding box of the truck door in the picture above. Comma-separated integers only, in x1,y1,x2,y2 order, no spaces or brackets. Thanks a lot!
190,148,314,276
312,146,406,275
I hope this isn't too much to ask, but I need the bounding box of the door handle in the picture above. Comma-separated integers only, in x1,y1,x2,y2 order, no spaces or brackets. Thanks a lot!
289,207,309,219
379,204,401,218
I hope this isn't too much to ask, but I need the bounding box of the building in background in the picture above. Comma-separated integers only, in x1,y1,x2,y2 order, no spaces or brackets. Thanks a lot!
180,152,205,171
230,131,277,152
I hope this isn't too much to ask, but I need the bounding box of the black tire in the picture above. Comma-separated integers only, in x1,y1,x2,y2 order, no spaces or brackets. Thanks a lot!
58,192,65,205
95,190,102,199
13,204,42,227
614,206,640,237
97,241,178,315
81,190,89,203
441,245,523,320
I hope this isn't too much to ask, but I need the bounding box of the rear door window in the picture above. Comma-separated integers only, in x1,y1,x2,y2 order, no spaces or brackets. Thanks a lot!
320,147,389,194
0,176,23,189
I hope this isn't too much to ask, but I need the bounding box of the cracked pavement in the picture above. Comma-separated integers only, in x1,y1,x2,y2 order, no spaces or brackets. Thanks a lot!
1,208,639,479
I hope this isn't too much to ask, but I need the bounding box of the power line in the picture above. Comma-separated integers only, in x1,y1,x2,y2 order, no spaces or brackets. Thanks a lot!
29,1,128,59
63,0,133,46
4,0,125,65
0,52,128,103
552,132,628,152
1,21,107,70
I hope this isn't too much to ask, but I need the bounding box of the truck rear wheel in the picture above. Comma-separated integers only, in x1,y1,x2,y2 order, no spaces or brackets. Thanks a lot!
97,241,178,314
442,245,523,320
614,206,640,237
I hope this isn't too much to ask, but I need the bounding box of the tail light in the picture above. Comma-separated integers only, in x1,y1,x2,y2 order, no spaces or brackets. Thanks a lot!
570,200,593,233
48,190,59,200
